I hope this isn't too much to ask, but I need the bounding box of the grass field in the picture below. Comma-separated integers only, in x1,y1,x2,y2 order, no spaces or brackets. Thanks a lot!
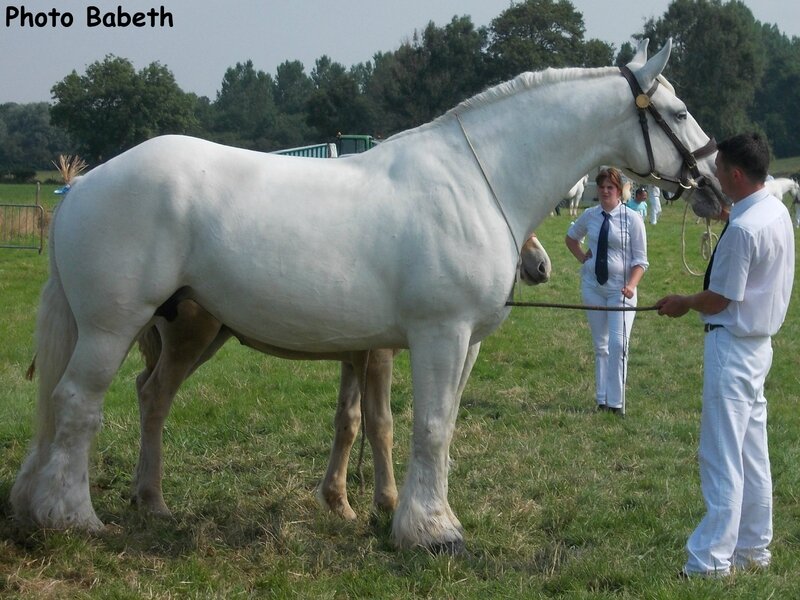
1,188,799,598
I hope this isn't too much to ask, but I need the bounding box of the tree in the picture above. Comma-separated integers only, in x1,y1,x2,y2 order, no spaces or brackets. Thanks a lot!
50,56,196,163
750,25,800,157
414,16,489,117
641,0,764,140
305,56,371,139
366,16,488,134
487,0,588,80
212,60,277,150
581,38,615,67
0,102,73,179
271,61,316,148
615,42,636,67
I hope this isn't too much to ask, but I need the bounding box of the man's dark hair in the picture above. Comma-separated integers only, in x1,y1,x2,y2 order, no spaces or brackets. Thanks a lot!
717,133,771,183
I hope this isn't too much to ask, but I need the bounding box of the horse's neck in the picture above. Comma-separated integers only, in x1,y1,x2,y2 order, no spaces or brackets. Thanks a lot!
453,73,627,242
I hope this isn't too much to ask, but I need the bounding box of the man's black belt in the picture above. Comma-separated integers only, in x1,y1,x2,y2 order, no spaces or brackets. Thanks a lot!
704,323,724,333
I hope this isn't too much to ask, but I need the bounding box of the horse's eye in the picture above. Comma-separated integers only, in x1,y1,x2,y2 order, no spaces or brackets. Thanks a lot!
676,110,688,121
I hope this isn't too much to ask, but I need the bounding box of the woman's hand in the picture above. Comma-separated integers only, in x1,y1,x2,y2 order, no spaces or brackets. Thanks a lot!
622,285,635,299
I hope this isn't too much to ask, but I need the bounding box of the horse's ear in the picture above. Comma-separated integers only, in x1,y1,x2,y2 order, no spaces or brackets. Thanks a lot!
634,38,672,90
628,38,650,67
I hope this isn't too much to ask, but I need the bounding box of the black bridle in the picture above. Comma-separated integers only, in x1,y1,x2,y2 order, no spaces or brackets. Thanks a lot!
619,65,717,201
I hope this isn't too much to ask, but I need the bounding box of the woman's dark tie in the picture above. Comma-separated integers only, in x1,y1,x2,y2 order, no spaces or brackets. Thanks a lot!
595,211,610,284
703,221,729,290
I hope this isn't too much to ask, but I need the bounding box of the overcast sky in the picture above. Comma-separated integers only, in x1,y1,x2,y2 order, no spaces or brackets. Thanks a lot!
1,0,798,104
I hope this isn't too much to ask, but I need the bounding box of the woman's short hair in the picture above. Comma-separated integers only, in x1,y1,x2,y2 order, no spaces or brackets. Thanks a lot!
595,167,623,195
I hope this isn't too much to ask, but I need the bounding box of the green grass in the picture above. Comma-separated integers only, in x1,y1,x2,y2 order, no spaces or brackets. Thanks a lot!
770,156,800,177
1,201,800,598
0,184,61,209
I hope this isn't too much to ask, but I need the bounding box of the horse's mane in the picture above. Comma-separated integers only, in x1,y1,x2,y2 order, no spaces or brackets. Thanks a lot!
384,66,620,143
443,67,619,119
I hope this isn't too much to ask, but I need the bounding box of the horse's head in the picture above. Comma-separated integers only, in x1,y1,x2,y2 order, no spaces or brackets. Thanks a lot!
620,39,728,219
519,233,551,285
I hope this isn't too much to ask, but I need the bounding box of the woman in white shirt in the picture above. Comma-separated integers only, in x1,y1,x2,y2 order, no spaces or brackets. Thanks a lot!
565,167,649,415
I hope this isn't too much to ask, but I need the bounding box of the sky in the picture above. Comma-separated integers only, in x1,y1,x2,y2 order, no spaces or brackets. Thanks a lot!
1,0,798,104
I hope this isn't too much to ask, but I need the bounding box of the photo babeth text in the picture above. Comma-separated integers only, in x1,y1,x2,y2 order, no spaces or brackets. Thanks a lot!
5,5,174,28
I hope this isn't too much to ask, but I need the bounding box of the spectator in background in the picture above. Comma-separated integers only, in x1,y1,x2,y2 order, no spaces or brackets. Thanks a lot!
648,184,662,224
628,187,648,221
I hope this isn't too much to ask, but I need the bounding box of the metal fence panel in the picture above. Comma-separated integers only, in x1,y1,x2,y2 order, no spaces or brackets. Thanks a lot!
0,204,45,253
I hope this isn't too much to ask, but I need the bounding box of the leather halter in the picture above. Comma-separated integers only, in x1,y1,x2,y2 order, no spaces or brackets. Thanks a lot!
619,65,717,200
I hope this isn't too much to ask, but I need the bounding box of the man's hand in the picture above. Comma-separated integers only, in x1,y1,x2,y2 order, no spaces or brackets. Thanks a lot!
656,295,691,318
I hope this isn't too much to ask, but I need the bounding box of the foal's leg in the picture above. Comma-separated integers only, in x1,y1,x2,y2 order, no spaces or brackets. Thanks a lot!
392,326,472,552
132,302,226,515
316,353,367,520
363,348,398,513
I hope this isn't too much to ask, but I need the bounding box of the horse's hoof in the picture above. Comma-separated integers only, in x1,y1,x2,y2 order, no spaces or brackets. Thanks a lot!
427,539,466,556
130,494,172,517
373,493,398,514
315,486,357,521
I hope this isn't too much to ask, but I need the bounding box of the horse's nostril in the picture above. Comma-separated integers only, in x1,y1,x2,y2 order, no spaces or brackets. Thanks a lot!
538,262,547,275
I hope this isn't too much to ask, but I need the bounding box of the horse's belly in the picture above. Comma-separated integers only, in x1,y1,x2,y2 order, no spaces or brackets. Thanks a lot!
187,262,404,351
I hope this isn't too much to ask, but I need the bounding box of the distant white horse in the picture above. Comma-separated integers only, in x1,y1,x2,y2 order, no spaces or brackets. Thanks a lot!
766,177,800,228
131,234,551,522
567,175,589,216
12,39,722,552
765,177,800,203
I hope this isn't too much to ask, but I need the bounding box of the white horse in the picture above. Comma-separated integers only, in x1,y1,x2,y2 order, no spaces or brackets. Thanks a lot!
765,177,800,204
766,177,800,228
12,39,722,552
567,175,589,216
131,234,551,522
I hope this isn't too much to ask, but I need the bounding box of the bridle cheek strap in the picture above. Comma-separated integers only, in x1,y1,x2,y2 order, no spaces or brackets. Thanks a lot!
619,65,716,200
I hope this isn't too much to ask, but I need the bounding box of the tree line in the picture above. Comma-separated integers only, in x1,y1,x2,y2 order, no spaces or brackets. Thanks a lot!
1,0,799,179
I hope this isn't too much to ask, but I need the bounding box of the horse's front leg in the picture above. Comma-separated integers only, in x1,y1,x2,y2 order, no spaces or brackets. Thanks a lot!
392,327,473,553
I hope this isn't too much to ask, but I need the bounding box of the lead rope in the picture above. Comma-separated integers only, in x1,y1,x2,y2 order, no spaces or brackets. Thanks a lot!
455,113,523,302
680,201,716,277
620,205,630,416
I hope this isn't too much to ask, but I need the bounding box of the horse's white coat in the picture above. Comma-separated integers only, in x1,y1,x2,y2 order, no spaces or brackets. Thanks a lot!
12,40,721,549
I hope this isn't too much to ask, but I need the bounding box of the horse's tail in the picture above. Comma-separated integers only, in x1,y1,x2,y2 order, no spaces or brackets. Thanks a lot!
11,217,79,516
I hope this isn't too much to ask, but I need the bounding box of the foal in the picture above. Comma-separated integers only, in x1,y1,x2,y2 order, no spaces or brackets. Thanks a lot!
132,234,552,521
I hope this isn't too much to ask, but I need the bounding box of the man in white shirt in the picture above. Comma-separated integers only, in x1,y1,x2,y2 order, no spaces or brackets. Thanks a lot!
655,133,794,578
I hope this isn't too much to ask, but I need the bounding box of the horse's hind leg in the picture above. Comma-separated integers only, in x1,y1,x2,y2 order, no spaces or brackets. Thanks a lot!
133,302,225,515
363,349,398,513
25,329,138,530
316,354,365,520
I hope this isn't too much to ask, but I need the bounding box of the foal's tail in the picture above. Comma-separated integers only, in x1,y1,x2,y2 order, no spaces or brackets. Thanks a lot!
11,219,79,517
